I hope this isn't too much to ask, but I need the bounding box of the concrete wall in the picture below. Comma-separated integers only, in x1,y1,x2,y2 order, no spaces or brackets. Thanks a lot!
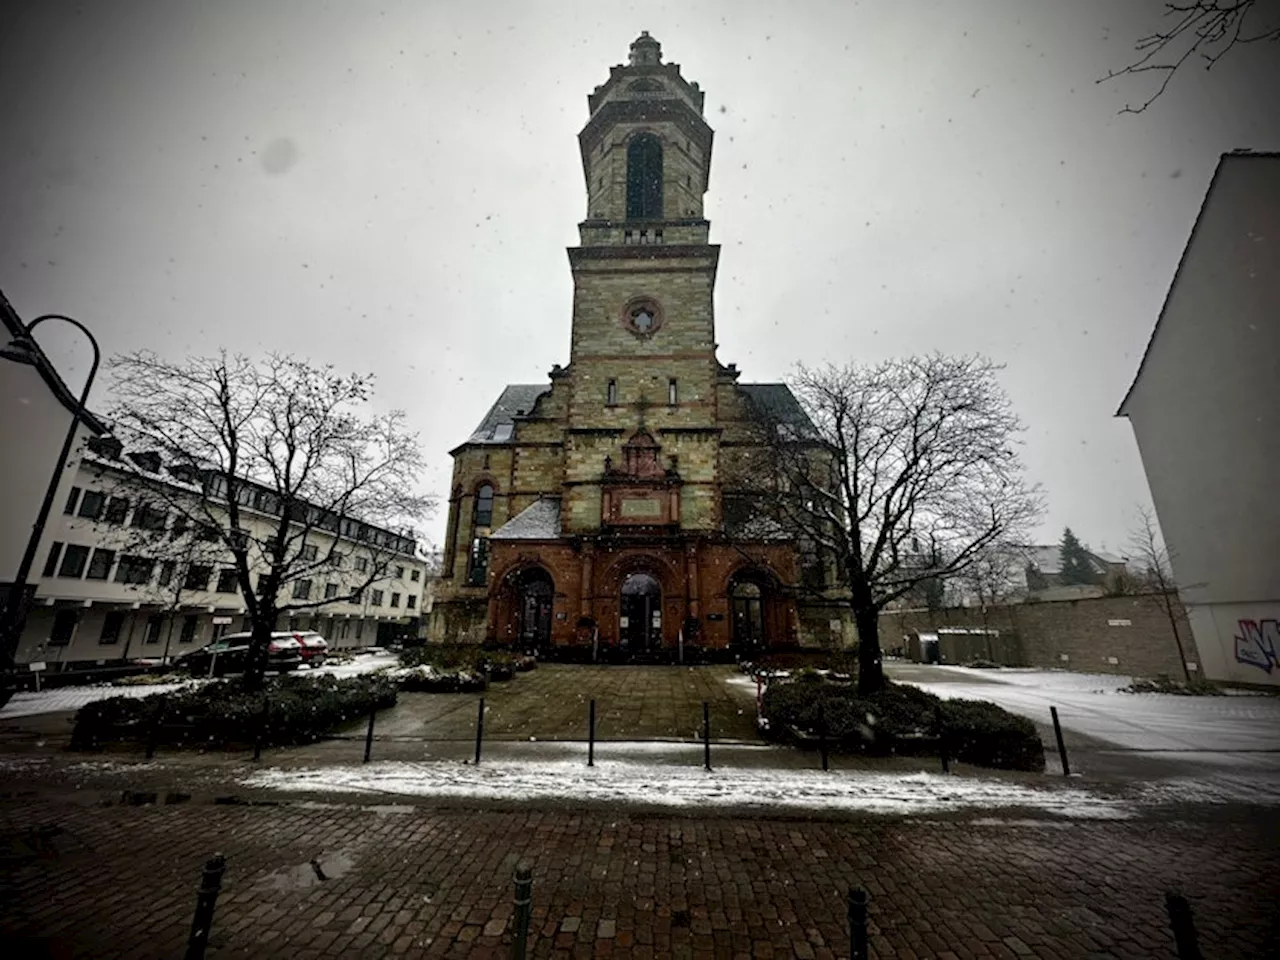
881,594,1194,678
1121,154,1280,684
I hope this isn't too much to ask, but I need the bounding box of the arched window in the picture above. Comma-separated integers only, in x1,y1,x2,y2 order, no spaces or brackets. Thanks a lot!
626,134,663,220
474,483,494,528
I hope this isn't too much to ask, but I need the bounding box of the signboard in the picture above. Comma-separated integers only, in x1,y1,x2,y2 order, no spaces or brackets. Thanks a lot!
620,497,662,518
1059,654,1069,662
651,612,661,626
29,661,47,672
1107,619,1132,627
1187,662,1198,672
619,616,629,628
706,613,725,622
212,616,233,625
1107,656,1119,665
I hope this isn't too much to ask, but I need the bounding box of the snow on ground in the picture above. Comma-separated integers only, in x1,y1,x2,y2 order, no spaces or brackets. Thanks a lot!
242,758,1132,819
312,650,399,679
900,666,1280,754
0,681,195,719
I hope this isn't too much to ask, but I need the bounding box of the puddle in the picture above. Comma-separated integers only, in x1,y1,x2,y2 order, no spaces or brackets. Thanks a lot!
259,849,355,891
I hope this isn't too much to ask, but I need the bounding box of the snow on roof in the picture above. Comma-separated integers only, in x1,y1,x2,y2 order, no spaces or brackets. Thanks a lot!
466,384,550,444
490,498,562,541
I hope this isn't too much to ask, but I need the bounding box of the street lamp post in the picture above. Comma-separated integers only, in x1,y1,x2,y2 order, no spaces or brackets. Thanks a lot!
0,314,101,700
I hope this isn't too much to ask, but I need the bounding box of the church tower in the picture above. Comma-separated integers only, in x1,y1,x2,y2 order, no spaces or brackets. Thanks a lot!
430,35,849,656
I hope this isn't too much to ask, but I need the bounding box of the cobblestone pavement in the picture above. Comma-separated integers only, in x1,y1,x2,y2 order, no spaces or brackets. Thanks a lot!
1,795,1276,959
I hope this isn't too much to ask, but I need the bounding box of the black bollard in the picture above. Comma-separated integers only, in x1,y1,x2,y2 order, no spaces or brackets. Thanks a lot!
1050,706,1071,776
474,697,485,766
252,697,269,763
184,853,227,960
588,699,596,767
847,887,869,960
145,706,162,761
363,706,377,763
703,701,712,772
936,705,950,774
1166,892,1203,960
818,703,829,772
512,862,533,960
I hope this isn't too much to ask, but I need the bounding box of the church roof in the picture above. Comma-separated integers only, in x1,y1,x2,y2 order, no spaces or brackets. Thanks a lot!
466,384,549,444
738,383,815,431
490,498,562,541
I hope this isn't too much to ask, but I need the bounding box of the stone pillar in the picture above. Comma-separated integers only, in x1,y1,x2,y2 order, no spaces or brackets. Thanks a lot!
581,542,595,618
685,541,700,619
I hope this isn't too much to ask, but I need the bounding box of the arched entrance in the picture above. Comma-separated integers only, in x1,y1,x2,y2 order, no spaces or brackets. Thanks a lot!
728,568,779,655
512,567,554,653
620,572,662,653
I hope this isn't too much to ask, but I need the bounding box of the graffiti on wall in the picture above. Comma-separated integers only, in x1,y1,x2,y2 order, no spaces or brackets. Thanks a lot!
1234,619,1279,673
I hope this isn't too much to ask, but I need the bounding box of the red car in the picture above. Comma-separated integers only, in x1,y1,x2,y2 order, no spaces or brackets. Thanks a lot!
293,632,329,667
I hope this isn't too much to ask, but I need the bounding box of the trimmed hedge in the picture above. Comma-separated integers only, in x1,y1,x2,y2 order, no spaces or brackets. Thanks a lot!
761,676,1045,772
71,673,398,750
398,644,536,680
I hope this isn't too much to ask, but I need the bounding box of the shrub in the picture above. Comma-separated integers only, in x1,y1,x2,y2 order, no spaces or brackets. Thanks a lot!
397,644,534,681
760,678,1044,771
71,673,397,750
389,665,488,693
1124,675,1222,696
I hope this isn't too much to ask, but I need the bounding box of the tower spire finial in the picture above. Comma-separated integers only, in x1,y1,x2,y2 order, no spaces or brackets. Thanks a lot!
629,31,662,66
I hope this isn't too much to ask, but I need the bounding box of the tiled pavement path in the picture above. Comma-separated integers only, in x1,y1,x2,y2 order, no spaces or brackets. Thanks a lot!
1,798,1275,959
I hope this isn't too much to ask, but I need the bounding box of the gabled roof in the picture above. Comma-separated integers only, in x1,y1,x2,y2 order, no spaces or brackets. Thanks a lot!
1117,150,1280,417
463,384,550,445
738,383,816,431
0,289,108,434
490,498,562,541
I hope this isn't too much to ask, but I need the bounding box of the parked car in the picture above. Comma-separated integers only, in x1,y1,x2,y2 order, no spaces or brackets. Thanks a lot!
175,633,302,677
293,632,329,667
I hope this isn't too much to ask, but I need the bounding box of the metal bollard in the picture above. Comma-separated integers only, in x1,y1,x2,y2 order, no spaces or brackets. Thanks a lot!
474,697,485,765
818,703,829,772
512,862,533,960
588,699,596,767
703,701,712,772
847,887,869,960
184,853,227,960
363,706,377,763
252,697,268,763
145,706,162,761
1050,706,1071,776
936,705,950,774
1166,891,1203,960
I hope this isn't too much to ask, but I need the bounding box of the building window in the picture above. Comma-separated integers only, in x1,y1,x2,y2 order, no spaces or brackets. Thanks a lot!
626,133,663,219
183,564,212,592
355,619,364,640
63,486,82,515
171,515,190,539
179,615,199,644
86,548,115,581
329,551,346,568
351,589,363,604
371,589,384,607
49,609,79,646
58,545,89,578
411,569,421,582
293,579,312,600
668,378,678,405
354,556,369,573
143,614,164,645
324,582,338,599
197,524,220,542
116,556,155,585
42,542,64,578
406,594,416,609
607,379,618,405
467,537,489,586
158,561,176,587
131,502,168,532
77,490,105,520
104,497,130,525
301,544,318,561
390,592,401,608
395,565,405,578
100,611,126,644
474,484,494,529
216,568,239,593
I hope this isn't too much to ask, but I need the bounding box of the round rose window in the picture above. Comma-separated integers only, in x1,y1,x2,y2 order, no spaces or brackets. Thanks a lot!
622,297,663,337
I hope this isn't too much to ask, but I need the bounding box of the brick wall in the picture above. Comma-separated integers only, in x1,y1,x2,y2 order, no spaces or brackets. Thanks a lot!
880,593,1193,678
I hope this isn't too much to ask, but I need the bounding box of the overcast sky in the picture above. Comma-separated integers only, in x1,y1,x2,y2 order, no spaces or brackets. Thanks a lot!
2,0,1277,554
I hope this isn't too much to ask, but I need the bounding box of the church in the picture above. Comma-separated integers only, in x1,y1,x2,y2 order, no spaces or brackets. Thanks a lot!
429,33,850,658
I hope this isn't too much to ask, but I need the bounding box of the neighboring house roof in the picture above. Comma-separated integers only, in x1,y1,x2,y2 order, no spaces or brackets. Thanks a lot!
490,498,562,541
465,384,550,445
1117,150,1280,416
0,289,108,434
1021,545,1125,576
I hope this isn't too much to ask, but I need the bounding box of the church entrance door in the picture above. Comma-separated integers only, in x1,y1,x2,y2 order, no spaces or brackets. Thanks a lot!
514,568,554,653
619,572,662,654
730,578,766,655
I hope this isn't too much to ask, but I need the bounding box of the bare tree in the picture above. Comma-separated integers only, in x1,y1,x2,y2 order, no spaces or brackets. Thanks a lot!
1127,504,1194,681
1101,1,1280,112
737,354,1043,693
956,543,1025,608
107,351,433,687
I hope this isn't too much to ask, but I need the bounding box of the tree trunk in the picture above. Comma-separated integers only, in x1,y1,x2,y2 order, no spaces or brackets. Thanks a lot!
243,609,277,691
854,604,885,694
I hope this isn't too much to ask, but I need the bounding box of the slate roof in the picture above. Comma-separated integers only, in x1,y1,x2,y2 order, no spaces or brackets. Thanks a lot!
466,384,550,444
738,383,817,434
490,498,562,541
1023,545,1124,575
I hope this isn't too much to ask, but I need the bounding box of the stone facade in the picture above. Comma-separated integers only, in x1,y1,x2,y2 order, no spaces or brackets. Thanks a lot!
430,34,851,657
